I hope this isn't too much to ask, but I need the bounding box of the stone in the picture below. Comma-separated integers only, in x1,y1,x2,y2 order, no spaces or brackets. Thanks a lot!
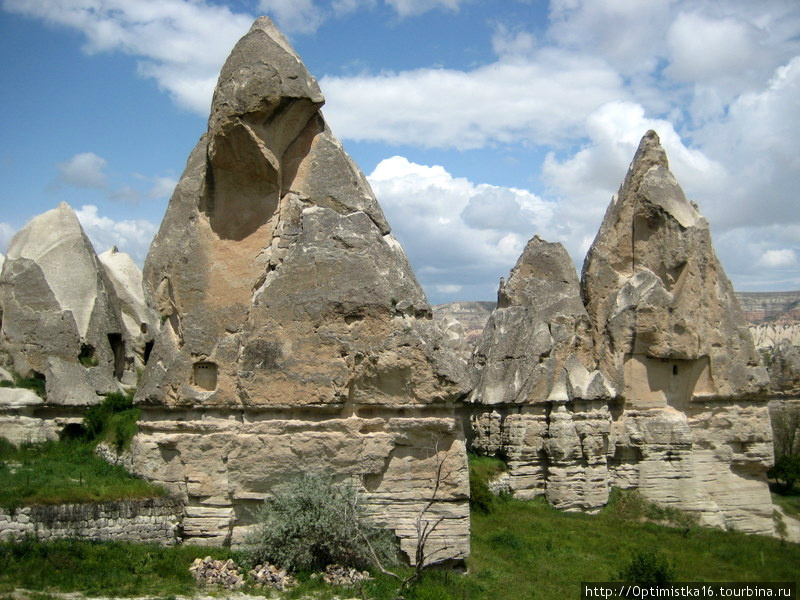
768,339,800,392
98,246,159,381
0,387,53,445
131,17,470,561
580,130,774,535
0,203,136,403
468,236,615,508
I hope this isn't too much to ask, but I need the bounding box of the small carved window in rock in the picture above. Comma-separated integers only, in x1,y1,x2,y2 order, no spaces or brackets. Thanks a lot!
193,361,218,391
672,364,678,376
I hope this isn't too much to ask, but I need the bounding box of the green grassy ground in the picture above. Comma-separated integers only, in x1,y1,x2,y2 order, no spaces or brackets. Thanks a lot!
1,495,796,599
0,437,165,512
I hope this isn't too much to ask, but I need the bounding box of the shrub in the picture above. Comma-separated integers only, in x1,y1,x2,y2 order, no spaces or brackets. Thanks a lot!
242,472,399,573
468,453,507,514
768,454,800,491
470,473,494,515
82,391,136,442
619,550,676,585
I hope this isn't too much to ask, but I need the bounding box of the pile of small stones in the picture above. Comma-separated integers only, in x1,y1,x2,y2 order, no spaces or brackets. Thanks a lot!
189,556,244,589
319,564,373,587
248,562,298,591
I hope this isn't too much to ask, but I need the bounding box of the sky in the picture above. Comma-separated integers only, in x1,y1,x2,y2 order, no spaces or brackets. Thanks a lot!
0,0,798,305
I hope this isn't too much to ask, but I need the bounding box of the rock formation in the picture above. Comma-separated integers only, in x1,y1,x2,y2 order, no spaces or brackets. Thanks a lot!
468,236,615,508
580,131,773,534
0,203,134,404
768,340,800,392
467,132,775,535
0,203,152,440
130,17,470,560
98,246,158,382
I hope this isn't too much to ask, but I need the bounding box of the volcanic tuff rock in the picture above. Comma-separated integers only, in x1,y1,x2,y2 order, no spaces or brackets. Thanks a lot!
131,17,470,559
98,246,158,381
468,236,615,508
579,131,773,534
0,203,139,405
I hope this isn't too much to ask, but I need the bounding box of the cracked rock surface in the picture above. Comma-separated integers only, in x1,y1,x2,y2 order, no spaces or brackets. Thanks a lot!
132,17,469,561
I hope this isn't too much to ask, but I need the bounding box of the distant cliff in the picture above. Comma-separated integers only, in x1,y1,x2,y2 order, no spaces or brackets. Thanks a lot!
436,291,800,345
736,291,800,324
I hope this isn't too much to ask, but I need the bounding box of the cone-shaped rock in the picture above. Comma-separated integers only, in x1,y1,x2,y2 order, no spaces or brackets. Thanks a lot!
582,130,768,399
98,246,158,377
581,131,774,534
468,236,614,508
131,18,470,558
0,202,133,405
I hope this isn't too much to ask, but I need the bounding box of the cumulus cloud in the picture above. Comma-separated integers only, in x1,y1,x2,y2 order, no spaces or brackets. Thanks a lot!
384,0,462,18
322,49,624,149
368,156,581,304
258,0,326,34
53,152,109,190
74,205,157,266
758,249,798,269
3,0,253,115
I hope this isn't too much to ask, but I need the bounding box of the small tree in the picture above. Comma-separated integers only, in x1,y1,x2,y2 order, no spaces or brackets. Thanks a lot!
242,472,399,573
768,454,800,491
357,437,466,592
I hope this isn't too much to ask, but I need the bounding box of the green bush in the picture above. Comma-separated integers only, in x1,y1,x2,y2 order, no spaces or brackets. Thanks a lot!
82,391,136,442
242,472,399,573
768,454,800,491
468,454,507,515
619,550,676,584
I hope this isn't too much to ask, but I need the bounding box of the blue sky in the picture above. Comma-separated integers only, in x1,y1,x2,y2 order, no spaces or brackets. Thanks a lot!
1,0,799,305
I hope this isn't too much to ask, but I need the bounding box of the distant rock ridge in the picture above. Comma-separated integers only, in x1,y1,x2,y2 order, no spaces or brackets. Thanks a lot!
130,17,470,559
467,131,775,535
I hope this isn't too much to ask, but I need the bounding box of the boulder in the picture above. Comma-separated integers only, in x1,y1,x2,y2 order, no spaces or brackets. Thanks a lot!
131,17,470,560
580,131,774,534
0,203,134,404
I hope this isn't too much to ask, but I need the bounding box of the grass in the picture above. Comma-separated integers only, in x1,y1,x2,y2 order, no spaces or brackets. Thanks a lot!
0,538,234,598
772,485,800,518
0,372,46,399
0,438,165,512
1,494,796,599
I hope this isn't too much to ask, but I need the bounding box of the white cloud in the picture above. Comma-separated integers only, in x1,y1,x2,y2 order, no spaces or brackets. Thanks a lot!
3,0,254,115
384,0,462,18
692,56,800,231
715,225,800,291
74,204,157,266
54,152,109,189
147,176,178,199
322,48,624,149
258,0,326,34
369,156,578,304
758,249,798,269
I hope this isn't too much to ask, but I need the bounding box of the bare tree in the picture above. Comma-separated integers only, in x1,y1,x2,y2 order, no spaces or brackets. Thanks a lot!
356,436,466,596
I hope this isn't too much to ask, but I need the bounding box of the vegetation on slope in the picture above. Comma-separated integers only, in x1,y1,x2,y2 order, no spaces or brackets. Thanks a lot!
0,391,164,511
